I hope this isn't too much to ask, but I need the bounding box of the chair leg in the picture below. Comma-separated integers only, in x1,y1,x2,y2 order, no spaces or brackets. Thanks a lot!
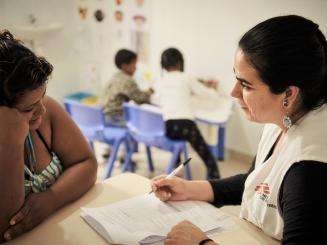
104,139,123,179
166,147,181,174
146,146,155,172
218,125,225,161
133,141,139,153
121,140,132,172
183,145,192,180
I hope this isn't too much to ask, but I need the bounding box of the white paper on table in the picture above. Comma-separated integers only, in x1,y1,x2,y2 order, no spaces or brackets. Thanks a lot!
81,194,233,244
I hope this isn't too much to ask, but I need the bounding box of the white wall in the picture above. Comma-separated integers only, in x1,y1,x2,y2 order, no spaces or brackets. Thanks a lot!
0,0,326,156
0,0,119,101
148,0,327,155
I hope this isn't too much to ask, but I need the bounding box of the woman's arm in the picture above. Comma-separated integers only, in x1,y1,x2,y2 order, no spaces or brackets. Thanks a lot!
0,107,33,239
152,158,256,204
280,162,327,245
208,158,255,207
3,98,98,241
0,141,25,239
45,97,98,211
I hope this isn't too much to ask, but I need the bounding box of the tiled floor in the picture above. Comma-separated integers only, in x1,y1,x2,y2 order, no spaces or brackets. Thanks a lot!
94,142,253,181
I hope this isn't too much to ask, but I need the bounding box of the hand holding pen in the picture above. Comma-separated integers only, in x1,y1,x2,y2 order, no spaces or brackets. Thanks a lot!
150,158,192,202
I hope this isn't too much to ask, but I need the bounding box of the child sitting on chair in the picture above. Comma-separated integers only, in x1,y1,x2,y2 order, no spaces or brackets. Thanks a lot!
157,48,220,179
102,49,153,126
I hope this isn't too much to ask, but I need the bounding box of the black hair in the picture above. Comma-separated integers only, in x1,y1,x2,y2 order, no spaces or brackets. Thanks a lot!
161,48,184,72
114,49,137,69
0,30,53,106
239,15,327,112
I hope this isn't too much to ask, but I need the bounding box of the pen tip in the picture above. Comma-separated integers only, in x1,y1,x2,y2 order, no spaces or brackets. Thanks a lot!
182,158,192,165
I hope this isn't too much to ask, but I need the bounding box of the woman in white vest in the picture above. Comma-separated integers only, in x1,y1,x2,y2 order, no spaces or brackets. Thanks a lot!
151,15,327,245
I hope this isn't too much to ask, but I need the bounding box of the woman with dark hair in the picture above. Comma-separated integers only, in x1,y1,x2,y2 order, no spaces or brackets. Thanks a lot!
158,47,221,179
0,30,97,242
151,15,327,245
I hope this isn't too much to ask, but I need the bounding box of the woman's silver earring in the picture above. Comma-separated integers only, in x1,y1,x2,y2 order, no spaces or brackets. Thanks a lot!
282,98,292,128
283,116,292,129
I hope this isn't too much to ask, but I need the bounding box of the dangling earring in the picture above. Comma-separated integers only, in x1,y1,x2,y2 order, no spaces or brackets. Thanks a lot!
282,98,292,129
283,116,292,129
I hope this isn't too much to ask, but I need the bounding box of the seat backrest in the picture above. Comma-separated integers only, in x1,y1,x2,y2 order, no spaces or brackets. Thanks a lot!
64,99,105,129
123,103,165,137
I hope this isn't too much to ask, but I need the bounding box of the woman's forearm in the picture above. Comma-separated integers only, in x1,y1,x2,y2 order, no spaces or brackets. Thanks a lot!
186,180,215,202
47,157,97,212
0,142,25,236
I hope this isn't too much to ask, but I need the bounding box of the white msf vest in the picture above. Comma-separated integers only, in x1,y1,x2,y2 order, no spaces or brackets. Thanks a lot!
240,104,327,240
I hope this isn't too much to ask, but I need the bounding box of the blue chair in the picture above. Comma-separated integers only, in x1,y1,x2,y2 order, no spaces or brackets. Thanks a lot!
63,99,131,179
64,99,103,148
195,118,226,161
123,103,192,179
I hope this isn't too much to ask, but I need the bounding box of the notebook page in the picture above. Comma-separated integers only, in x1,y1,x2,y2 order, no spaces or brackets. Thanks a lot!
81,194,233,244
82,194,178,243
169,200,232,231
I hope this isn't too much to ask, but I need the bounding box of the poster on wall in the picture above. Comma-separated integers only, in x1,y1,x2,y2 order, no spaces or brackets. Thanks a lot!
74,0,113,94
112,9,124,39
135,0,144,7
111,0,151,62
114,10,124,22
78,7,88,20
130,14,149,62
115,0,123,6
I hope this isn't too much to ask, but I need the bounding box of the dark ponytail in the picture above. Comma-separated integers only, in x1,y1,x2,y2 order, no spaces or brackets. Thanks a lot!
0,29,53,106
239,15,327,112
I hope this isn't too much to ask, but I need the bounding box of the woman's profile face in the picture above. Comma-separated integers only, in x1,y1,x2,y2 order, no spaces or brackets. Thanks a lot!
13,85,47,130
231,49,284,125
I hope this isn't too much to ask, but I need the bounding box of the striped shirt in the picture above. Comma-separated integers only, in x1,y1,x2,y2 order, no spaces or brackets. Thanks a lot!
24,131,63,196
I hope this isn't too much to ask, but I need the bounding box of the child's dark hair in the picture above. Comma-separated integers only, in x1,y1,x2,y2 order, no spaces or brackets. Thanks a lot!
0,30,53,106
161,48,184,72
239,15,327,112
114,49,137,69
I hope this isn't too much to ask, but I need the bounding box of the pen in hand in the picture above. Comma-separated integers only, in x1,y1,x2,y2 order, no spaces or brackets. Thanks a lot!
149,157,192,194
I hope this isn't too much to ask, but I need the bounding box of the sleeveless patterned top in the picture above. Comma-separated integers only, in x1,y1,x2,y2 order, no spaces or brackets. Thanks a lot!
24,130,63,196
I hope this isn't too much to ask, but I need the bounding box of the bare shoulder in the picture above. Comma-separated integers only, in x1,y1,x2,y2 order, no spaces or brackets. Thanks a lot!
41,96,94,167
44,96,66,117
36,96,67,146
39,96,67,131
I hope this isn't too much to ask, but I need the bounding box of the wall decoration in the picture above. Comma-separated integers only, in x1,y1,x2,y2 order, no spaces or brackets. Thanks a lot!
78,7,88,20
114,10,123,22
115,0,123,5
132,14,146,25
94,9,105,22
135,0,144,7
131,15,148,62
131,30,149,62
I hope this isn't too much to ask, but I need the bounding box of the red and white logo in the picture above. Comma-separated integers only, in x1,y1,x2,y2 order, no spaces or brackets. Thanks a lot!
255,183,270,202
255,183,270,195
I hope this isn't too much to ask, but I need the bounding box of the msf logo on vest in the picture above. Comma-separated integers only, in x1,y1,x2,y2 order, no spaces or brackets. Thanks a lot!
255,183,277,209
255,183,270,202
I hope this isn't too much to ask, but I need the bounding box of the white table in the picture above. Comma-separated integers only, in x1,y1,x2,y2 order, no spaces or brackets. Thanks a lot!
142,94,233,160
8,173,279,245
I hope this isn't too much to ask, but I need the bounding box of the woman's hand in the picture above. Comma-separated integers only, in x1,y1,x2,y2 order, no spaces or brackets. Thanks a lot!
165,220,215,245
151,175,190,202
0,106,33,143
3,191,56,241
